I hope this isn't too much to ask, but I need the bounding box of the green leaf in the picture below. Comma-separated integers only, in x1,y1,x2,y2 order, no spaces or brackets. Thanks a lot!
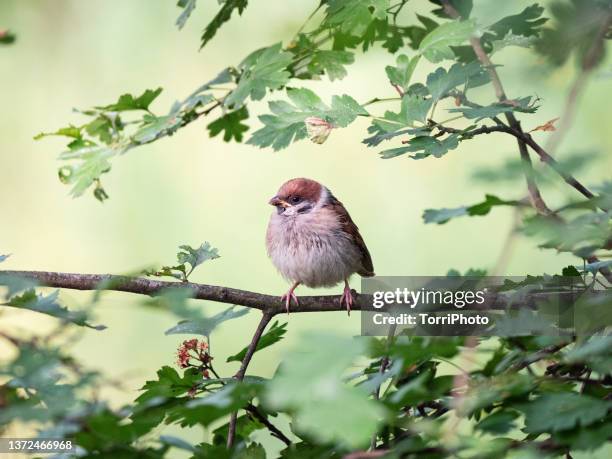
385,54,420,92
166,381,260,427
207,106,249,142
423,194,522,224
247,88,367,151
96,88,163,112
459,373,534,417
176,0,197,30
418,19,476,63
136,366,202,406
382,94,432,128
449,96,537,121
227,321,287,363
426,61,488,103
475,410,519,434
165,306,249,337
159,435,197,452
132,114,183,144
489,4,547,40
177,242,220,274
34,125,83,141
3,289,105,330
516,393,612,434
380,134,459,159
307,50,355,81
265,333,385,448
323,0,390,36
225,43,292,107
57,146,114,198
200,0,248,49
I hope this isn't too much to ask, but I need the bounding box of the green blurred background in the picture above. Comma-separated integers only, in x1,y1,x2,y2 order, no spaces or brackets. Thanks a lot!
1,0,611,454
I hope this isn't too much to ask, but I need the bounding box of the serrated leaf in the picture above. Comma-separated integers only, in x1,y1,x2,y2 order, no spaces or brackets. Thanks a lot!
247,88,367,151
225,43,292,107
207,106,249,142
165,306,249,337
517,393,612,434
385,54,420,92
58,147,115,198
96,88,162,112
166,381,261,427
423,194,522,224
449,96,537,121
177,242,220,275
264,332,385,448
323,0,390,36
383,94,432,128
227,321,287,363
307,50,354,81
135,366,202,406
34,125,83,141
200,0,248,49
3,289,105,330
426,61,488,103
418,19,476,63
380,134,459,159
132,114,183,144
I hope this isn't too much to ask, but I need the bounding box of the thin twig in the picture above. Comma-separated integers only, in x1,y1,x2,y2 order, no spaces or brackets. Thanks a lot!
227,312,274,448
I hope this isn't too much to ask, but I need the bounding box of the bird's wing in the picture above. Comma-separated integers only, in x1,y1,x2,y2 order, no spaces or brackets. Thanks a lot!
327,196,375,277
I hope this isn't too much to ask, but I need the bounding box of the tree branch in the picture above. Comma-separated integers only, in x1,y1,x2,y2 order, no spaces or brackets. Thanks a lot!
0,270,363,314
227,312,274,448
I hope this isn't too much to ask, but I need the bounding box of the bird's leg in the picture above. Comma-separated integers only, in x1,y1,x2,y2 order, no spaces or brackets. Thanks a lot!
280,282,300,314
340,279,355,316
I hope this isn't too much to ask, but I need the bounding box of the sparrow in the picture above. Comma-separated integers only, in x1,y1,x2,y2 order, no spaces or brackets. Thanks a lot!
266,178,375,314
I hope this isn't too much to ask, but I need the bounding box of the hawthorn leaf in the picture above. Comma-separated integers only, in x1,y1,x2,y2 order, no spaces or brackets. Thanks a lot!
34,125,83,141
0,30,16,45
4,289,105,330
385,54,420,92
225,43,292,107
489,4,547,40
449,96,537,121
380,134,459,159
376,94,432,135
517,393,612,434
57,147,114,198
207,106,249,142
423,194,522,224
323,0,390,36
177,242,220,274
176,0,197,30
200,0,248,49
475,410,519,434
166,381,260,427
226,321,287,363
418,19,476,63
307,50,355,81
265,333,385,448
132,114,183,144
135,366,202,406
426,61,488,103
165,306,249,337
96,88,163,112
247,88,367,151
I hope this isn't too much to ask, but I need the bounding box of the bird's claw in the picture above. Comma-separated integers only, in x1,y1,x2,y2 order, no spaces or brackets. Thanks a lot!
281,290,299,314
340,286,354,316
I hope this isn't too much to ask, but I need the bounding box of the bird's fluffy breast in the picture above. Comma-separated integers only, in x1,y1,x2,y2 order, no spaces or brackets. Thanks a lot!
266,207,363,288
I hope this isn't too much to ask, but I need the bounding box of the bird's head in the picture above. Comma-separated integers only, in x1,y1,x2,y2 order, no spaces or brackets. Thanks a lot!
269,178,323,216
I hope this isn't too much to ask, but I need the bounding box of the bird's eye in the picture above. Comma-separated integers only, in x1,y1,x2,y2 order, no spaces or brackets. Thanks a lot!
290,196,301,204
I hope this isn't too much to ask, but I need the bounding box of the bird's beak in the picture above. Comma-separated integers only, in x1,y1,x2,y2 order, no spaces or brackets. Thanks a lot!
269,196,289,208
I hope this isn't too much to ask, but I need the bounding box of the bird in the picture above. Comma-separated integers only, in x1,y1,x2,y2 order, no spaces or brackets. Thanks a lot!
266,178,374,314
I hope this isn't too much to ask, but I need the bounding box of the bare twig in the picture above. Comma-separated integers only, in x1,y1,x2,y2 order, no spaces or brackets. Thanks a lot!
227,312,274,448
245,403,292,446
